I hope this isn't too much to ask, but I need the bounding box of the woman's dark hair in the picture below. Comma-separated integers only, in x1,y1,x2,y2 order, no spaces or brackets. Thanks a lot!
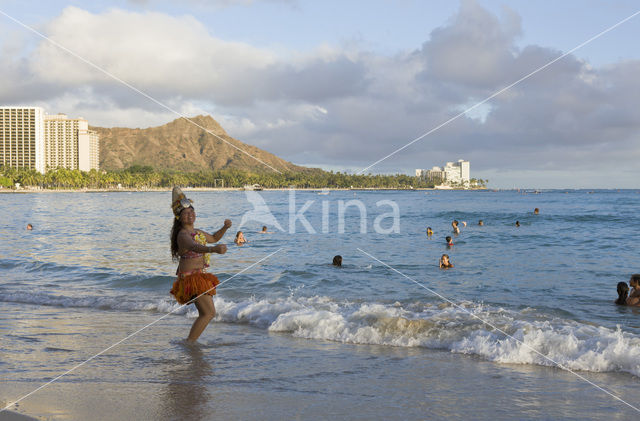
333,255,342,266
445,236,452,242
170,207,192,261
616,281,629,305
631,274,640,287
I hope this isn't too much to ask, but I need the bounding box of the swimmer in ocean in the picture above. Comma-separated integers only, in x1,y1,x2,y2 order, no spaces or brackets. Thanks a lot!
534,208,540,215
452,220,460,234
616,282,629,305
515,221,520,227
333,255,342,267
446,236,453,247
478,220,484,226
234,231,247,245
627,274,640,306
426,227,433,236
439,254,454,269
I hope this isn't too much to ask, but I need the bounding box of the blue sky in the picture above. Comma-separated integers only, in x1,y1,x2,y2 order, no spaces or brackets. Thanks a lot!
1,0,639,187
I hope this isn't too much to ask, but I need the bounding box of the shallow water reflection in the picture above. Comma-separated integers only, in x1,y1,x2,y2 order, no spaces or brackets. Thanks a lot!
161,342,214,420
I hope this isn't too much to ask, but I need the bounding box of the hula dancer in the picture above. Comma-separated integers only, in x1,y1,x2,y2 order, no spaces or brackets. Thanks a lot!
169,187,231,342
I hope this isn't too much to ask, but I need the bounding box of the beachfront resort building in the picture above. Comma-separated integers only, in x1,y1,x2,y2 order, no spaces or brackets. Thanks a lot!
0,106,46,173
416,159,470,185
44,114,100,172
0,107,100,173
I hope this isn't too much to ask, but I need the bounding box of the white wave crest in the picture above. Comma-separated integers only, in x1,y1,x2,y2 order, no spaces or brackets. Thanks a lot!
3,290,640,376
214,298,640,376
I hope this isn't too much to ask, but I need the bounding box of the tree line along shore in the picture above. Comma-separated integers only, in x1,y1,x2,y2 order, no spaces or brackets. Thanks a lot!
0,165,488,190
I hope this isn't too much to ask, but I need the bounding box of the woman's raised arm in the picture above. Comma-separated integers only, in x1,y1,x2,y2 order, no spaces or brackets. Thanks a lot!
201,219,232,243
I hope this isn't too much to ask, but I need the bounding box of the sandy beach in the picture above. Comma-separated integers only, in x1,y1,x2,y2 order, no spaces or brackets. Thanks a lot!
2,301,639,420
0,410,39,421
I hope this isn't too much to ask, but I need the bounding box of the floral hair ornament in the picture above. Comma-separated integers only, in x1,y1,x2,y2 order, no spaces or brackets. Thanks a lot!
171,186,193,219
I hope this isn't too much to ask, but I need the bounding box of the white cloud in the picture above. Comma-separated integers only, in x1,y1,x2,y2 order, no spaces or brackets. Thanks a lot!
31,7,275,93
28,6,365,107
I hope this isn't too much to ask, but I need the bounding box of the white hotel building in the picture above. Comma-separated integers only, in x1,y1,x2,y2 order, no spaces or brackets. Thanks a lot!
0,107,46,173
0,107,99,173
416,159,470,185
45,114,100,172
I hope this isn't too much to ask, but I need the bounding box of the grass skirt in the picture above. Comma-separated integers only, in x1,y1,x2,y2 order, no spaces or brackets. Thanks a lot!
170,272,220,304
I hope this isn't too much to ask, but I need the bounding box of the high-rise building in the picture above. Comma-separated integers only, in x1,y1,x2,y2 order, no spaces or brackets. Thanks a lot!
85,129,100,171
1,107,100,173
0,106,46,173
44,114,79,170
426,166,446,183
459,159,470,181
44,114,100,171
442,160,470,184
416,159,470,185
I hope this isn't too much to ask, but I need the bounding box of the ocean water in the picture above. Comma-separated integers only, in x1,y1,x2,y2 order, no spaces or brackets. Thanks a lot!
1,189,640,419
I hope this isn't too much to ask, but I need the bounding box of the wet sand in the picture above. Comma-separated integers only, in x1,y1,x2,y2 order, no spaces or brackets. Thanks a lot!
0,410,39,421
2,302,639,420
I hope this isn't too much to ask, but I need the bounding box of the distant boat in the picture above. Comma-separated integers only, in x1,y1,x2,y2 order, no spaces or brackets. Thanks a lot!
243,184,263,191
317,190,330,195
434,184,453,190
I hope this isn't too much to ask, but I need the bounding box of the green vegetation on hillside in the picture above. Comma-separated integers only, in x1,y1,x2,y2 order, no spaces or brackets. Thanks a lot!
0,165,451,189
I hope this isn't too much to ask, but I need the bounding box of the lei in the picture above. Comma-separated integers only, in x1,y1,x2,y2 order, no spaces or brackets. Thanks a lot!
193,231,210,266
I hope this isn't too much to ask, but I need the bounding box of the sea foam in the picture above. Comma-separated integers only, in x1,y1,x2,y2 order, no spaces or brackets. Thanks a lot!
213,296,640,377
3,290,639,376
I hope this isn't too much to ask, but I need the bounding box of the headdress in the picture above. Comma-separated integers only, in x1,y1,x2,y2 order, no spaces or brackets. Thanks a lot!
171,186,193,219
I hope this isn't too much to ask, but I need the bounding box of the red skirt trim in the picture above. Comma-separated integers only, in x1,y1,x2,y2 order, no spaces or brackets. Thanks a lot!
170,272,220,304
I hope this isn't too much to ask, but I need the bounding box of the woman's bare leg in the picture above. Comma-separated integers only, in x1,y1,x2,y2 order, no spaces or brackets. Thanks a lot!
187,295,216,342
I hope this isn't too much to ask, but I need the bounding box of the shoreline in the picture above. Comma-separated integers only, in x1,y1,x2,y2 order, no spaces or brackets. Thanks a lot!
0,187,486,193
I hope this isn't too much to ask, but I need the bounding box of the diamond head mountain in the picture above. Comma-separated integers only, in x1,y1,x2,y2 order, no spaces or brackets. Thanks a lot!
92,115,310,173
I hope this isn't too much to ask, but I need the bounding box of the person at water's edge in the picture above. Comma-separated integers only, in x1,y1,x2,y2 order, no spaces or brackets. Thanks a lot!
170,187,231,342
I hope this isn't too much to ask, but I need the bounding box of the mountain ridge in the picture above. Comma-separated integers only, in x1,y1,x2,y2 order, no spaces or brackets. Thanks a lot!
92,115,310,173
